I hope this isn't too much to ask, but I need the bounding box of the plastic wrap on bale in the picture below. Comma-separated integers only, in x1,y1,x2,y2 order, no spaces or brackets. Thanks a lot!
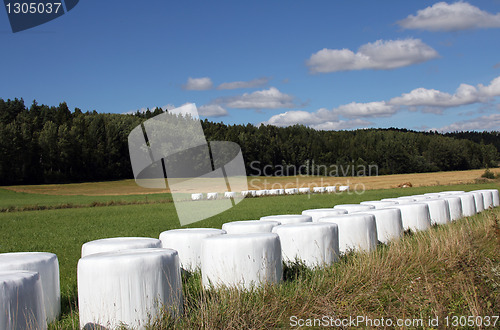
222,220,280,234
0,252,60,323
78,248,183,329
333,204,375,213
272,223,339,268
455,193,477,217
356,208,403,243
0,271,47,330
439,196,463,221
471,190,494,209
319,214,378,253
390,203,431,232
160,228,226,272
81,237,162,258
360,200,399,209
419,199,451,225
260,214,312,225
302,208,347,222
201,233,282,289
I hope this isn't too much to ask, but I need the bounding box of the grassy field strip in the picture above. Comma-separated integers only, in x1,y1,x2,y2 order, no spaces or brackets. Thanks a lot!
2,168,496,196
0,188,173,210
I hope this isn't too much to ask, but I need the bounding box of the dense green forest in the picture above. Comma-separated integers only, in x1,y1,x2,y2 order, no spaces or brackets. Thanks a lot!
0,98,498,185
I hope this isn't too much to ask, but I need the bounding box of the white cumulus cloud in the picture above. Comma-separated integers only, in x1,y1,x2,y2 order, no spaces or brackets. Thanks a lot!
434,113,500,132
216,87,298,109
398,1,500,31
264,101,395,127
389,76,500,111
310,119,373,131
333,101,397,118
262,102,387,129
183,77,213,90
307,38,439,73
198,104,229,117
478,76,500,98
262,75,500,130
264,109,335,127
262,108,372,131
217,77,270,90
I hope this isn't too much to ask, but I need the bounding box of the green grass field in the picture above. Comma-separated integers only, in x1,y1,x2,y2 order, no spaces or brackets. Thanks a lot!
0,180,499,328
0,188,173,210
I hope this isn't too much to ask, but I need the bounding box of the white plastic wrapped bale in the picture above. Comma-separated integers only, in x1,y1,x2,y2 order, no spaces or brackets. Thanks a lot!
357,208,403,243
268,189,279,195
439,196,463,221
319,214,377,253
260,214,312,224
381,198,414,205
325,186,337,193
360,200,398,209
302,208,347,222
298,187,310,194
391,203,431,232
0,252,60,323
78,248,183,329
81,237,162,258
312,187,326,193
333,204,375,213
407,195,431,201
277,189,285,195
222,220,280,234
440,190,465,195
419,199,451,225
246,190,257,197
338,185,349,192
191,193,203,201
255,189,267,197
396,196,417,202
471,190,494,209
470,191,485,213
455,193,477,217
201,233,282,289
224,191,237,199
272,223,339,268
484,189,500,207
207,192,218,200
0,271,47,330
424,193,443,198
159,228,226,272
285,188,297,195
240,190,250,197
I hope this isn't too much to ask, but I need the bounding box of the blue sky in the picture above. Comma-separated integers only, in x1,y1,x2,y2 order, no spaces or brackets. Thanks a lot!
1,0,500,131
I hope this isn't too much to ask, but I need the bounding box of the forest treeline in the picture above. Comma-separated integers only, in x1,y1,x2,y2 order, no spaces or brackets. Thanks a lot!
0,98,498,185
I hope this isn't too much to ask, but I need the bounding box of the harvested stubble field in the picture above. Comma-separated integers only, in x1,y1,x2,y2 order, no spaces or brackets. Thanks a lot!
0,169,498,328
3,168,493,196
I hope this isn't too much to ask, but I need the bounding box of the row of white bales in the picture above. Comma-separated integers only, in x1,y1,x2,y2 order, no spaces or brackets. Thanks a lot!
0,188,498,329
191,185,350,200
